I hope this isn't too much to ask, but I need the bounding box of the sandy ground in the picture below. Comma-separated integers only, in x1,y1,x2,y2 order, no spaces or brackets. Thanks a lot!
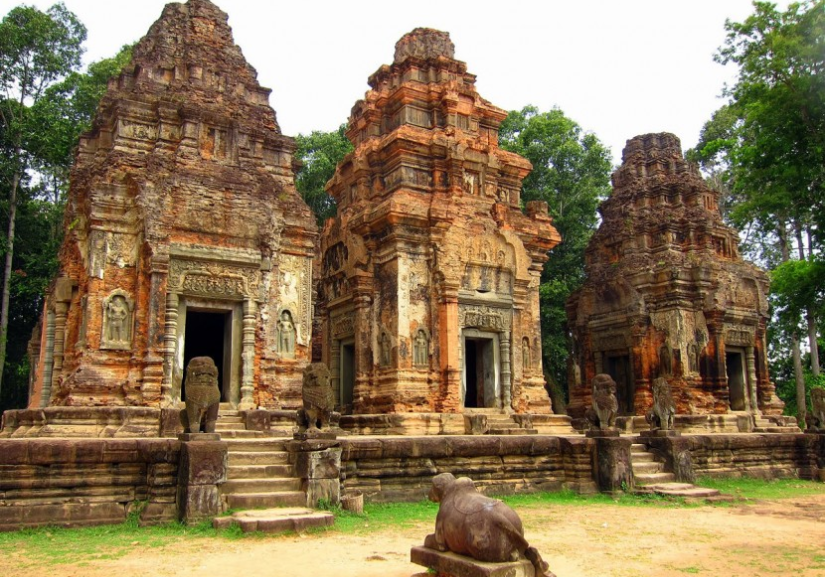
7,493,825,577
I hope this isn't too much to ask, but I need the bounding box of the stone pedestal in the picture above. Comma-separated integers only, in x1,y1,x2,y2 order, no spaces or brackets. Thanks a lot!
594,436,633,493
411,546,537,577
286,438,342,508
176,438,227,524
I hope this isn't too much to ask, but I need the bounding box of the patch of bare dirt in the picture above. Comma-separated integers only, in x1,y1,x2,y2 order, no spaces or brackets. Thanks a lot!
13,493,825,577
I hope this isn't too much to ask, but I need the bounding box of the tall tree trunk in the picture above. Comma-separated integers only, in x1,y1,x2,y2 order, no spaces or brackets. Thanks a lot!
0,166,21,399
781,221,807,424
806,225,820,377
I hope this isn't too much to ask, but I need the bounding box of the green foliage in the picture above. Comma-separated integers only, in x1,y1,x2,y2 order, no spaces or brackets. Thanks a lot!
294,124,352,226
499,105,613,405
770,257,825,331
0,5,131,411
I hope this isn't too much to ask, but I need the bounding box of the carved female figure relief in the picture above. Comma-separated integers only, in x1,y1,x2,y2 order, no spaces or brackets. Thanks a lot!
101,291,134,350
277,310,296,358
522,337,531,374
413,329,429,367
380,331,391,367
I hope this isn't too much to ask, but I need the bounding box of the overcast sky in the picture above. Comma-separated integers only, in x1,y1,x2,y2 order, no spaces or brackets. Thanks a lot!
1,0,783,163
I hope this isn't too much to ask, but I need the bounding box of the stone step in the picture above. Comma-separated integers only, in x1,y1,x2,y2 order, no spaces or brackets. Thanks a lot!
630,443,648,452
637,482,723,499
215,419,244,427
227,464,293,480
487,428,538,435
224,491,306,510
218,430,267,439
228,451,290,466
223,438,289,451
222,478,302,494
634,471,676,485
630,451,655,463
213,507,333,534
631,461,663,475
753,426,801,433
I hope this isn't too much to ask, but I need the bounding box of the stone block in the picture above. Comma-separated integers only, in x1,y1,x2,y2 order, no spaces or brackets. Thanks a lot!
295,447,341,479
410,546,535,577
177,484,221,524
242,409,271,432
594,437,633,493
178,441,227,485
306,478,340,507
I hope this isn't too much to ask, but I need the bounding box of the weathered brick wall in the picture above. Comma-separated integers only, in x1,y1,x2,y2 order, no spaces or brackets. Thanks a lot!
0,439,180,531
339,436,596,502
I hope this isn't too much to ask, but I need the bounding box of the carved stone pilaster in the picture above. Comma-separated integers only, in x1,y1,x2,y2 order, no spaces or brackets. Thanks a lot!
41,309,56,407
161,292,179,407
240,299,256,409
746,346,759,416
501,330,512,409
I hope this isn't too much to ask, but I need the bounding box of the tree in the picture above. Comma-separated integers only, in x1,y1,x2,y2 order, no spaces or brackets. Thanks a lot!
0,3,86,401
692,0,824,421
499,105,613,411
294,124,352,226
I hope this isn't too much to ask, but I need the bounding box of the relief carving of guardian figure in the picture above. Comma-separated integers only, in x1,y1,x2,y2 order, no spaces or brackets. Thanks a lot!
277,310,296,358
101,291,134,350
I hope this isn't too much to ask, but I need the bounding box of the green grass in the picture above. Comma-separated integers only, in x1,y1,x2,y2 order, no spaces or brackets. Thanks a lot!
1,478,822,565
694,477,825,500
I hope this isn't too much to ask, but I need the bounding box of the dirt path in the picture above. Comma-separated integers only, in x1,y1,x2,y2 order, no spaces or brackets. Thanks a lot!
12,494,825,577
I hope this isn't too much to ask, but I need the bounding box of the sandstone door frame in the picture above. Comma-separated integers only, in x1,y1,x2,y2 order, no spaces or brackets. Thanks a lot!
460,328,502,410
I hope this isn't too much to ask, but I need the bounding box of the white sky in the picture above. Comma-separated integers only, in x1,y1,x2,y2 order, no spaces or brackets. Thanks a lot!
0,0,783,163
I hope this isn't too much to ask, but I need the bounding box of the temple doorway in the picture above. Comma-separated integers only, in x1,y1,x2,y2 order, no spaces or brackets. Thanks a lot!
726,349,747,411
606,353,634,414
182,309,230,402
339,340,355,413
462,330,500,409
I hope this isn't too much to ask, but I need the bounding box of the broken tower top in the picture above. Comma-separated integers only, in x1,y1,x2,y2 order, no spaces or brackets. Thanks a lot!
394,28,456,63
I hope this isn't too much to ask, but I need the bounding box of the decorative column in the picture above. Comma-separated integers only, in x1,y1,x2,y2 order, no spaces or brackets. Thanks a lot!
161,291,179,406
239,299,256,410
439,281,461,411
51,301,69,394
329,338,341,406
352,292,372,412
40,309,56,407
745,346,759,416
500,330,512,410
142,250,170,403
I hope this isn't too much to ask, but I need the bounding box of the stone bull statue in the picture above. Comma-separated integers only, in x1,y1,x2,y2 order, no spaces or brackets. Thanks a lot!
424,472,555,577
180,356,220,434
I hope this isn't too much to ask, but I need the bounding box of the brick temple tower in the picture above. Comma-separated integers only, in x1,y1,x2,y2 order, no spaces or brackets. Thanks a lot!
566,133,784,419
318,29,561,420
26,0,317,413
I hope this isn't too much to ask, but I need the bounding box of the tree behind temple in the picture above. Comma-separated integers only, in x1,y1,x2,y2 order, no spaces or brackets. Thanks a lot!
0,3,86,403
499,106,613,411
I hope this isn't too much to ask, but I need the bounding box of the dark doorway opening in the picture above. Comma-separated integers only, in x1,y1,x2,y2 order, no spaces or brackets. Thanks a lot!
607,354,634,414
340,341,355,413
465,340,481,408
464,337,496,408
726,351,746,411
183,310,228,401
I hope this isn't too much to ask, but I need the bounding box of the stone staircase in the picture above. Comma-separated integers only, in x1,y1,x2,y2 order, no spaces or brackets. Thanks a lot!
214,409,266,438
221,437,305,509
630,442,727,502
487,414,537,435
630,442,675,485
752,415,801,434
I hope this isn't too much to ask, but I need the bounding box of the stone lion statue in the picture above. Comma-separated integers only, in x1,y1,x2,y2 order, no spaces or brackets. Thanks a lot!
423,473,554,576
645,376,675,430
806,388,825,431
180,356,220,434
586,373,618,430
299,362,335,431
